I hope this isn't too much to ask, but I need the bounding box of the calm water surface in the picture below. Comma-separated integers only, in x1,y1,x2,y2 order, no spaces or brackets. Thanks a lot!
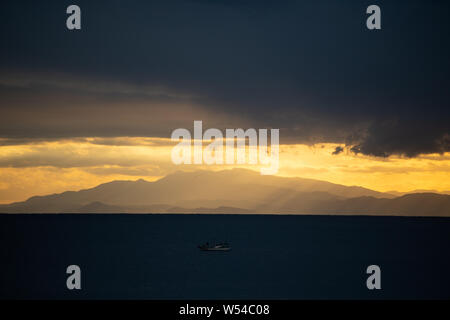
1,214,449,299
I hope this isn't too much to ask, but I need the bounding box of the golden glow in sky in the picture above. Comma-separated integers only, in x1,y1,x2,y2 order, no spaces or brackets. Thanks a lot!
0,137,449,204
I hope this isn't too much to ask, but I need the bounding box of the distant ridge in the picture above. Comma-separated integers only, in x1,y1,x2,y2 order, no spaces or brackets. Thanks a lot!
1,169,449,216
387,189,450,197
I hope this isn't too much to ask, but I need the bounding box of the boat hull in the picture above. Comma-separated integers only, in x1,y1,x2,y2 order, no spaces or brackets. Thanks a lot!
199,247,231,251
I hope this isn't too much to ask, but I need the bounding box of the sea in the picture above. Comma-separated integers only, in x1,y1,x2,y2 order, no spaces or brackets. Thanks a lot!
1,214,449,299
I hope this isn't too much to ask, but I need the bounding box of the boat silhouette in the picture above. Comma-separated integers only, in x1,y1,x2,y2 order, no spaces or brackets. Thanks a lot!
198,242,231,251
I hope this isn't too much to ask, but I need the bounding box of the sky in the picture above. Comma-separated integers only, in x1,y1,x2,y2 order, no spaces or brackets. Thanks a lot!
0,0,449,203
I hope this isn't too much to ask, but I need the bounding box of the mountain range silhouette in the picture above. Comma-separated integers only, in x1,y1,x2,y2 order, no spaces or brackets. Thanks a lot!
1,169,449,216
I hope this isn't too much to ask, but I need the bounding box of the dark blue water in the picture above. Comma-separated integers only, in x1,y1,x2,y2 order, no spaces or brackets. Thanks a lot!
1,214,450,299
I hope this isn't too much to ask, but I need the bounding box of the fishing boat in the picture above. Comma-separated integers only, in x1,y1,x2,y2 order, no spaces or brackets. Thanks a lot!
198,242,231,251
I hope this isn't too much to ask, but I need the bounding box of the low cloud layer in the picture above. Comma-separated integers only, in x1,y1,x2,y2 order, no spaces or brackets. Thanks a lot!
349,120,450,157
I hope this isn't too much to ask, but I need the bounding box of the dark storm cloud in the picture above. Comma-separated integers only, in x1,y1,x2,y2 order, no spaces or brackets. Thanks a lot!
0,0,449,156
350,119,450,157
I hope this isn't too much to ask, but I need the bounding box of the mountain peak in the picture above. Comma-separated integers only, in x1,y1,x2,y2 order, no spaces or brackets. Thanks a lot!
1,169,449,216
